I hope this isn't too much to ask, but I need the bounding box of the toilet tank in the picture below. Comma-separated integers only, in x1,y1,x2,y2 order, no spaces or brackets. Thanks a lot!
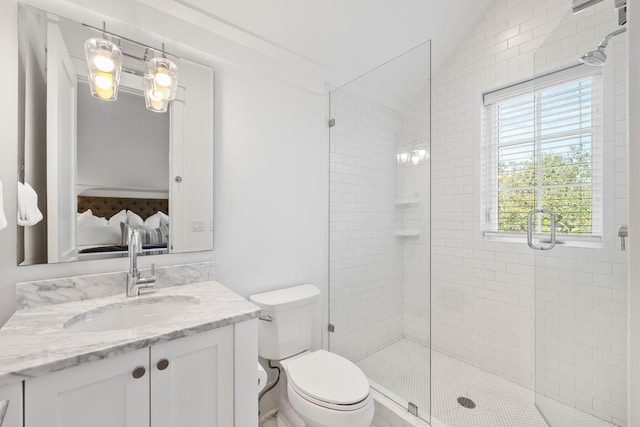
249,284,320,360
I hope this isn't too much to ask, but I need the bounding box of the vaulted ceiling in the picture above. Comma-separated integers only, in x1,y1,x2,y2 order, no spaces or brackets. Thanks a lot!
167,0,493,85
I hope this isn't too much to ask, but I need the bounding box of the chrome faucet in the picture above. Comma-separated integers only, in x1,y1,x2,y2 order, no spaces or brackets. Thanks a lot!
126,225,156,297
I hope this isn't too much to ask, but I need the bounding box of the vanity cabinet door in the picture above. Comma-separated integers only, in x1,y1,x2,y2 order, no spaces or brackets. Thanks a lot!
150,326,234,427
0,382,23,427
24,348,149,427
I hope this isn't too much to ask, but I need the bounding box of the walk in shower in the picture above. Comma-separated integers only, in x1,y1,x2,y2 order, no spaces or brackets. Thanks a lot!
328,40,432,423
328,1,628,426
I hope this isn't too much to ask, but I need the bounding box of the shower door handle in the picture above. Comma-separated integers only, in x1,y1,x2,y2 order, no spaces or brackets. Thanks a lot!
527,209,556,251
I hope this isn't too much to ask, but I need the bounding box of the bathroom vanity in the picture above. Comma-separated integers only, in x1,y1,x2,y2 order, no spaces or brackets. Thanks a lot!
0,278,260,427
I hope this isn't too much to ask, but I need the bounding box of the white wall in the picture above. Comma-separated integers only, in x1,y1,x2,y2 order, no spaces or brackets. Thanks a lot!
0,0,325,329
76,85,170,192
212,62,325,303
431,0,627,424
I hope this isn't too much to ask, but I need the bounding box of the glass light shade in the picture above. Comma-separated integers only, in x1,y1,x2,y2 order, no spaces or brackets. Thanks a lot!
413,143,430,162
397,149,411,164
144,77,169,113
148,57,179,101
84,38,122,101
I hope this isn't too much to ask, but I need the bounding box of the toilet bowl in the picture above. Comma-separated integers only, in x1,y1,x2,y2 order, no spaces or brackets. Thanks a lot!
279,350,374,427
249,285,374,427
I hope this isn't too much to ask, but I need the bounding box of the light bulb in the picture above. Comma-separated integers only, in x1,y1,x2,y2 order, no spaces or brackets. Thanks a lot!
411,152,421,165
95,85,114,100
157,86,171,100
154,69,172,87
150,86,171,101
398,151,410,164
94,72,113,90
94,48,114,72
150,98,165,111
148,88,163,102
146,87,165,111
416,148,428,159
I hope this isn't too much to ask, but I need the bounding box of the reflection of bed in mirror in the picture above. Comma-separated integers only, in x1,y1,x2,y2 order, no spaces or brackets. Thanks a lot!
76,195,169,260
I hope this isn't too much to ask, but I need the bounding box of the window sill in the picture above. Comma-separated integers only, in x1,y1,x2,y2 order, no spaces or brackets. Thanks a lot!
482,231,602,249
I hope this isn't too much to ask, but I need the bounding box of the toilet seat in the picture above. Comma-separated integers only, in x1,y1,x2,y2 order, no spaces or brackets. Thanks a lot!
285,350,371,411
285,381,374,427
288,381,372,411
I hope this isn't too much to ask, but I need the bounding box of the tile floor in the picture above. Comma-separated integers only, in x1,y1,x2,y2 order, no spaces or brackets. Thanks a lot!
260,338,619,427
358,338,617,427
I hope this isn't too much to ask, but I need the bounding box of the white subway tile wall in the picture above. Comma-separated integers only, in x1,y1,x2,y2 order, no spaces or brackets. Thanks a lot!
329,76,431,362
329,88,406,362
431,0,627,425
401,84,431,346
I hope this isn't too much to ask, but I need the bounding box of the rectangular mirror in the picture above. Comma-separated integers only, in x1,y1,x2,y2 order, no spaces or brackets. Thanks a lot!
17,3,214,266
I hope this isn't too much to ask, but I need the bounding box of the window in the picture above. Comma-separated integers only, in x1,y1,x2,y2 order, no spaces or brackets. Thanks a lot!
482,66,602,242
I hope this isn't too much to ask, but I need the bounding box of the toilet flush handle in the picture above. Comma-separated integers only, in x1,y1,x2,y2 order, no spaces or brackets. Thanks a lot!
259,315,273,322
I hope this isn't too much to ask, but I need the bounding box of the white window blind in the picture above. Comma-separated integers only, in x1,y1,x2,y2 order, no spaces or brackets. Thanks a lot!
481,66,603,240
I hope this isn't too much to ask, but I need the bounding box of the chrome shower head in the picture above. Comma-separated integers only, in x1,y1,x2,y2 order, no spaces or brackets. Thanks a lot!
580,27,626,66
580,47,607,66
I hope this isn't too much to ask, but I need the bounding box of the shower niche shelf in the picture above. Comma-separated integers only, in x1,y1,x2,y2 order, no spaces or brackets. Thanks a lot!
395,195,421,207
396,229,421,237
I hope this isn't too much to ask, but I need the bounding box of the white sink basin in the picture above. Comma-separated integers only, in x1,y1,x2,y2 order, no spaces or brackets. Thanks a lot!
64,295,200,332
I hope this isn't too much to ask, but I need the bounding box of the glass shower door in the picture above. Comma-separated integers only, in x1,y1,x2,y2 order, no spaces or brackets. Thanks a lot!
532,4,628,426
327,41,431,423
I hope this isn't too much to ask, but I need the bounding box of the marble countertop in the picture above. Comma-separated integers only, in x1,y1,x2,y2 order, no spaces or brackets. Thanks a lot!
0,281,260,387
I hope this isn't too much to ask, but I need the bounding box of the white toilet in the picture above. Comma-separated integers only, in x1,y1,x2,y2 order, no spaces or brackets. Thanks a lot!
250,284,374,427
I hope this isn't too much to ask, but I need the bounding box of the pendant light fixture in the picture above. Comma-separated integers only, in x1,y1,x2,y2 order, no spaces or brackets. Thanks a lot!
411,142,430,165
397,135,429,165
83,23,179,112
84,23,122,101
397,144,412,164
144,44,179,113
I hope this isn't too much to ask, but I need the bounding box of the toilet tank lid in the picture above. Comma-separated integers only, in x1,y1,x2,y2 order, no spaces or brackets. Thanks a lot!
249,284,320,311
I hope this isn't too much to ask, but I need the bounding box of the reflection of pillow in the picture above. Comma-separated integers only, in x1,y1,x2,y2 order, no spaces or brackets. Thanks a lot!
142,212,161,230
109,210,127,227
77,209,93,229
127,211,162,230
76,209,126,246
140,224,169,244
126,211,144,228
157,211,169,226
77,209,108,231
121,223,169,245
78,223,122,246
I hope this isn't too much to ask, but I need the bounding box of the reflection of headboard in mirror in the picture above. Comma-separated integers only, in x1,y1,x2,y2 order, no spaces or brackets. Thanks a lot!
77,196,168,219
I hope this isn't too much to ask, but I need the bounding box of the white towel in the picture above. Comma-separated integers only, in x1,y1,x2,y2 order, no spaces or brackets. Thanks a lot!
17,182,43,226
0,180,6,231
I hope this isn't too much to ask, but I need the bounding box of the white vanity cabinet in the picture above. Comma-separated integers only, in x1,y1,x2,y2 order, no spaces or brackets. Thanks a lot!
0,382,23,427
25,347,150,427
25,326,236,427
150,327,233,427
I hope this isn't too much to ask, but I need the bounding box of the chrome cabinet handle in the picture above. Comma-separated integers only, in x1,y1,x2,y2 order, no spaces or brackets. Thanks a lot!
527,209,556,251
